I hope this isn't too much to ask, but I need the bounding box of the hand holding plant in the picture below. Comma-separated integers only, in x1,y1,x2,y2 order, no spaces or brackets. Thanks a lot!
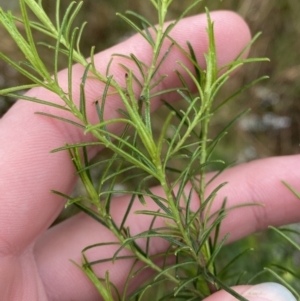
0,1,299,300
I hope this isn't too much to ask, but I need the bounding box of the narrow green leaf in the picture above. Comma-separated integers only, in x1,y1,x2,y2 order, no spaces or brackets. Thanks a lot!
206,272,248,301
120,172,148,184
116,13,155,47
100,74,113,122
195,214,225,255
212,76,269,113
145,187,172,215
162,236,186,248
0,52,44,86
269,226,300,251
68,27,79,105
120,193,136,231
104,160,125,214
264,268,300,299
145,213,159,257
282,181,300,199
76,21,87,56
177,61,204,103
155,260,197,281
137,193,147,206
212,198,227,250
0,84,39,94
19,1,49,79
85,119,133,134
174,147,202,206
82,241,120,253
34,112,85,128
206,109,251,160
55,0,61,30
185,186,194,233
202,182,228,220
151,43,174,80
177,89,196,106
82,146,92,182
149,74,168,90
205,8,217,88
130,53,146,79
24,0,57,33
5,93,70,111
270,264,300,280
116,63,143,88
157,111,175,158
174,274,202,297
81,255,114,301
150,87,186,98
206,234,229,268
54,1,76,82
142,21,155,45
112,235,147,263
101,166,137,185
74,202,108,228
51,189,72,200
165,97,204,160
218,248,254,279
187,41,201,82
161,99,196,138
51,142,103,153
64,1,83,45
85,255,136,267
79,62,91,123
153,22,176,63
235,32,263,61
134,210,174,220
125,10,156,32
13,17,56,38
132,280,170,300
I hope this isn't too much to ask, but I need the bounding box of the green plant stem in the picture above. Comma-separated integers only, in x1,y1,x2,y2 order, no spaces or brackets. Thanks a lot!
139,11,165,133
106,215,182,287
158,167,216,295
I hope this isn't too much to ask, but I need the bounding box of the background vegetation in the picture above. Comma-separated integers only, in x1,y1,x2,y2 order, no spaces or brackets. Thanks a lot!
0,0,300,296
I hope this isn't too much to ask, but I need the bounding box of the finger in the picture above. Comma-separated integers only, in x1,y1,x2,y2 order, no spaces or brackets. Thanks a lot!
0,11,251,253
34,155,300,300
203,283,296,301
207,155,300,243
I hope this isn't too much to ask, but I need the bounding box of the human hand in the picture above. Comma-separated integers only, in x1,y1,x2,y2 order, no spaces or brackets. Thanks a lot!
0,10,298,301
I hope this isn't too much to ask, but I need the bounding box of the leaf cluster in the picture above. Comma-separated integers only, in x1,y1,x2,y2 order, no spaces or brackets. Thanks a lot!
0,1,270,300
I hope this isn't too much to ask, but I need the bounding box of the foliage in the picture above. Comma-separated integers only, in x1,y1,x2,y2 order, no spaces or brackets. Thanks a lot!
0,0,276,300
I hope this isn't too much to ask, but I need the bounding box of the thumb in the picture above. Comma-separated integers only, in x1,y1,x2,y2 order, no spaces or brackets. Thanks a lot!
203,283,296,301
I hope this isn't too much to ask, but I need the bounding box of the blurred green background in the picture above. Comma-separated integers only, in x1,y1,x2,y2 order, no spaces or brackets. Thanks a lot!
1,0,300,297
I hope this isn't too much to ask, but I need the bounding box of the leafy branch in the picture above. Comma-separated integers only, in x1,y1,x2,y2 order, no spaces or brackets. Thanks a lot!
0,0,270,300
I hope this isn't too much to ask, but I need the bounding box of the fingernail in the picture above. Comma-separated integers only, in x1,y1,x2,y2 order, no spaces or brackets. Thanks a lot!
243,282,296,301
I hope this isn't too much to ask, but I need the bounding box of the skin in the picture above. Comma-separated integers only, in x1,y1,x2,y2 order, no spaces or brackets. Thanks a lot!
0,10,299,301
